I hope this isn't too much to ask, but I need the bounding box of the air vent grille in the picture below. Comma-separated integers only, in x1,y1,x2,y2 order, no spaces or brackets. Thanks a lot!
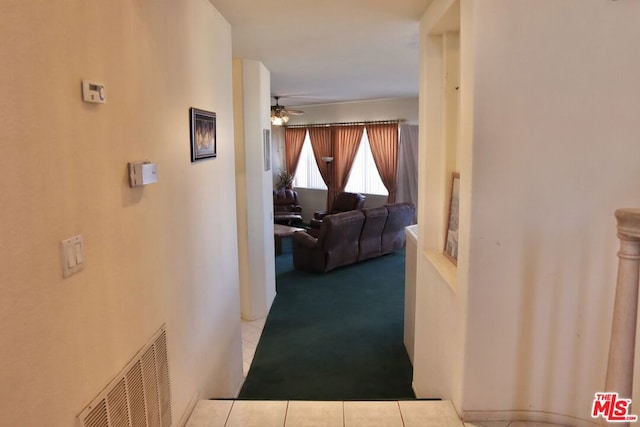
142,346,161,426
125,361,146,427
78,326,172,427
84,400,108,427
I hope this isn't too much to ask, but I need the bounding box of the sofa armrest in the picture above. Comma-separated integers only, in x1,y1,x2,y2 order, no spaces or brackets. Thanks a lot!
293,231,318,249
292,205,302,213
314,210,329,220
309,218,323,230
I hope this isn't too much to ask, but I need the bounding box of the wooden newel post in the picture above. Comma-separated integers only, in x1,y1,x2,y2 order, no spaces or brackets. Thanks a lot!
605,209,640,410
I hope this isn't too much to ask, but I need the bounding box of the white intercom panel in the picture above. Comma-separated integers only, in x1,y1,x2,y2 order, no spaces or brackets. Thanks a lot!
128,162,158,187
82,80,106,104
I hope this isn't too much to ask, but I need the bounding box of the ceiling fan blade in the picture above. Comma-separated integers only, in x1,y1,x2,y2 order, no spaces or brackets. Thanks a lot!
272,96,304,116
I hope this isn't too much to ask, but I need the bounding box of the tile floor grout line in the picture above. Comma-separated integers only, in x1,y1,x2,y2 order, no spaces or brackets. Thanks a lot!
342,401,346,427
397,400,407,427
223,400,235,427
282,400,290,427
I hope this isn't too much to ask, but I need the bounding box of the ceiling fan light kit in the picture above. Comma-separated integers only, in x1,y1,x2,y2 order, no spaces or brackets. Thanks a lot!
271,110,289,126
271,96,303,126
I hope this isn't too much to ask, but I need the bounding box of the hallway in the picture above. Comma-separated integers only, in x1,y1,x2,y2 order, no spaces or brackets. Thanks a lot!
232,257,573,427
189,319,569,427
239,238,413,400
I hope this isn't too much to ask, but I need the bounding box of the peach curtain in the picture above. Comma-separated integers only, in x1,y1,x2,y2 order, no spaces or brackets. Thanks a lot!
366,123,399,203
284,127,307,176
308,127,333,192
331,125,364,208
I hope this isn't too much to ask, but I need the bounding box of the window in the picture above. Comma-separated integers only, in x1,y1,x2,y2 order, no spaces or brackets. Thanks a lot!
293,132,326,190
293,129,388,196
344,130,388,196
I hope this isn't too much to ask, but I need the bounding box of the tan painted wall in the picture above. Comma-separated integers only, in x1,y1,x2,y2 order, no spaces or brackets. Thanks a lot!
414,0,640,424
0,1,243,425
464,0,640,421
285,97,419,127
413,0,467,410
233,59,276,320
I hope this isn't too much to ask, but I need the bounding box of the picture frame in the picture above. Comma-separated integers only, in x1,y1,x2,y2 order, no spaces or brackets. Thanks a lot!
190,108,216,162
263,129,271,171
444,172,460,265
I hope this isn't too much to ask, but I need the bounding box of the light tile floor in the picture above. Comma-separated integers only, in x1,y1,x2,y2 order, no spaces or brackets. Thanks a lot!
187,399,465,427
223,318,568,427
465,423,570,427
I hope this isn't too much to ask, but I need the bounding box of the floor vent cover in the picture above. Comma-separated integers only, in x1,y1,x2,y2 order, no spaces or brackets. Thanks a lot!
78,326,172,427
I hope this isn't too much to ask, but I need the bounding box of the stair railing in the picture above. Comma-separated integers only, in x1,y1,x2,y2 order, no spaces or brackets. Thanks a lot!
604,209,640,426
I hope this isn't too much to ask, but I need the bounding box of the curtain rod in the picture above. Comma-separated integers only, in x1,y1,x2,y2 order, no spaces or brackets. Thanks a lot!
284,119,405,129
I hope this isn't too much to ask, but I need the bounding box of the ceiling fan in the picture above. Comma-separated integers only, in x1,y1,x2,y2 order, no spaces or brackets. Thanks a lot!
271,96,304,125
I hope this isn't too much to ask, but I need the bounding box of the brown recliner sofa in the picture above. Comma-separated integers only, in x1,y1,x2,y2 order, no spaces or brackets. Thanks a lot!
273,189,302,224
292,202,415,273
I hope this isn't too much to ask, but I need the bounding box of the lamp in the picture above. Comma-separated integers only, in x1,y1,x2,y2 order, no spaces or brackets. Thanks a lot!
321,156,334,163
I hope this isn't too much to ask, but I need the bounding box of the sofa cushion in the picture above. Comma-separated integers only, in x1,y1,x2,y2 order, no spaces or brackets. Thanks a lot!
313,191,365,221
330,192,366,213
358,206,388,261
320,210,365,272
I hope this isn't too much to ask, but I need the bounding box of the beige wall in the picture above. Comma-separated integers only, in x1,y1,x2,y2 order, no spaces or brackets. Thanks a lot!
464,0,640,420
285,97,419,127
233,59,276,320
414,0,640,424
413,0,467,410
0,1,243,425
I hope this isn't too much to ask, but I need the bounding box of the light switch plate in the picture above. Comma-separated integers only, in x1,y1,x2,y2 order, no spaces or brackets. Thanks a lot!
61,234,84,278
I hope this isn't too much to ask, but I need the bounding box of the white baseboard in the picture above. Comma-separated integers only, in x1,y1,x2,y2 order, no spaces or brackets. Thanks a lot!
463,410,601,427
177,391,200,427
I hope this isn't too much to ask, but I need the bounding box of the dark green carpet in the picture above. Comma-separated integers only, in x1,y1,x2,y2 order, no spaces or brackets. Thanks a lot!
238,238,415,400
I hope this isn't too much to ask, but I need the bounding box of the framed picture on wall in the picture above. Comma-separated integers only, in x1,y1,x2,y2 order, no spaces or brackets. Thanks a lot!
190,108,216,162
444,172,460,265
264,129,271,171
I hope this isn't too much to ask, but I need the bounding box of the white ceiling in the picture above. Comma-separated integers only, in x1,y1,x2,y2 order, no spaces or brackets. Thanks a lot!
209,0,432,107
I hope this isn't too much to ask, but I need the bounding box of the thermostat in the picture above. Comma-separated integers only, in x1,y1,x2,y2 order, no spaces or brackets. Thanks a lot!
82,80,106,104
128,161,158,187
